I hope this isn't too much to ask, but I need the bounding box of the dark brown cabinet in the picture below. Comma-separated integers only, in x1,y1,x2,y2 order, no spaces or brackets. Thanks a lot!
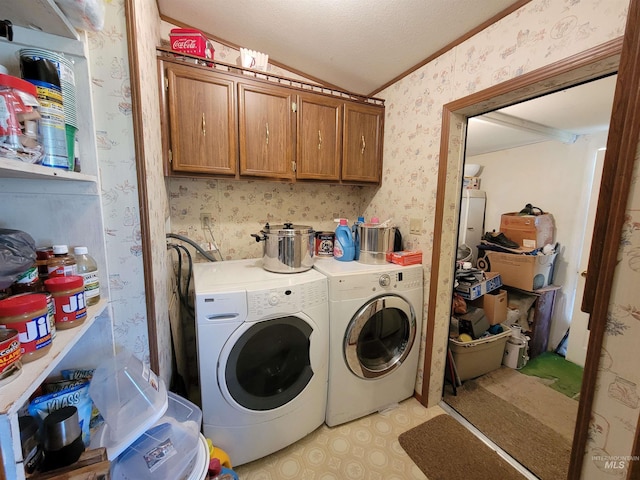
160,60,237,176
296,92,343,181
158,52,384,184
238,81,295,180
343,101,384,184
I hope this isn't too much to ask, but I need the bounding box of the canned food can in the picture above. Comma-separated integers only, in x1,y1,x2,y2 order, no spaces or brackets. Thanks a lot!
0,328,22,386
315,232,335,257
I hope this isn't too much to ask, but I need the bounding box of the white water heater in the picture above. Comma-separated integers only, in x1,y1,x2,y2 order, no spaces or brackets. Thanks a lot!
458,189,486,266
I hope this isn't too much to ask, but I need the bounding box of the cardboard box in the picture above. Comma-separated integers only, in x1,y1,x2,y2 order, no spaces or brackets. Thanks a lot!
454,272,503,300
463,176,481,189
386,250,422,265
470,289,507,325
449,325,512,381
481,251,557,291
500,213,554,249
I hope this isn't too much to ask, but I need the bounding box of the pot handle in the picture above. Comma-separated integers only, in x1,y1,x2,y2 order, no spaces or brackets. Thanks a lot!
251,233,266,242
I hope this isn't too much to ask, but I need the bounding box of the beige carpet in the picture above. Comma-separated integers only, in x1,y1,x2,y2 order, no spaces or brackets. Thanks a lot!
444,367,577,480
399,414,526,480
463,367,578,441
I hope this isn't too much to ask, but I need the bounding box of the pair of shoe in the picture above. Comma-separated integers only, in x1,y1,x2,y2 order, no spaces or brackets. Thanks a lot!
482,230,519,249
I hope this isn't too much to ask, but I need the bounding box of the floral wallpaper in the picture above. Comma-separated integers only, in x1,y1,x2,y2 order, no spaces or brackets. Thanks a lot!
371,0,636,476
86,1,150,364
89,0,639,476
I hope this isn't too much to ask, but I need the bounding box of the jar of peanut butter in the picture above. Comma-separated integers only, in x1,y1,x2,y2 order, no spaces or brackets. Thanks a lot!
0,294,52,362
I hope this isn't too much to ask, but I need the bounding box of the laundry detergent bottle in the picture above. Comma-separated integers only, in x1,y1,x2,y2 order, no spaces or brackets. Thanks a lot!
352,216,365,260
334,219,355,261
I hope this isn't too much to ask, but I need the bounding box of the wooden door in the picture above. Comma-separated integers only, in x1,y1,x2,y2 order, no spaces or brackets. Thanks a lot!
164,62,237,176
342,102,384,183
238,81,295,180
296,93,342,180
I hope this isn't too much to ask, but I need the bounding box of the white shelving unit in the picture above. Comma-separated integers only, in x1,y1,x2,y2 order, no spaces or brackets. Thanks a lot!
0,5,113,479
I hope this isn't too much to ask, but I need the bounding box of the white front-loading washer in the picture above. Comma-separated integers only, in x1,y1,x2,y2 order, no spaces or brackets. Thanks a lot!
193,259,328,466
312,258,423,427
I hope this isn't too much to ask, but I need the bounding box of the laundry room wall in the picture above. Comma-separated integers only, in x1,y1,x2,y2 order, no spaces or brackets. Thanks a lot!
468,131,608,351
168,179,369,261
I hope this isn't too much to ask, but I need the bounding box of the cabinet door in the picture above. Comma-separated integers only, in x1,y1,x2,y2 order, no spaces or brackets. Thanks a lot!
296,93,342,181
164,62,237,176
238,81,295,180
342,102,384,184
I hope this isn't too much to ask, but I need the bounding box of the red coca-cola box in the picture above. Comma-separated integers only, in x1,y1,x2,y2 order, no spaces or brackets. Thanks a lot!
169,28,214,60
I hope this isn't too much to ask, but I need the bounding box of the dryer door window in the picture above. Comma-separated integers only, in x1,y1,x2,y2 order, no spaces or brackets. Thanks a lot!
344,294,416,379
225,316,313,411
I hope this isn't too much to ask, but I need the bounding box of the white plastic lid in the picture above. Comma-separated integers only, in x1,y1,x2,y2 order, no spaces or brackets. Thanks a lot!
74,246,88,255
89,350,169,460
52,245,69,254
111,392,203,478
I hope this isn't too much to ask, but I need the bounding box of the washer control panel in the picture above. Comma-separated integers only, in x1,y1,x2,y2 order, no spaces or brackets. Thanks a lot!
328,265,423,301
247,279,327,317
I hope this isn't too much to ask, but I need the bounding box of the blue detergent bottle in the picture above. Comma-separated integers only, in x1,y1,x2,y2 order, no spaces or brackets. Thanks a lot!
334,219,355,261
352,216,365,260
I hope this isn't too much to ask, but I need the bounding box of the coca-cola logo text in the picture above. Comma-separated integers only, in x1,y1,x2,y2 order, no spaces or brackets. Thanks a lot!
172,38,201,50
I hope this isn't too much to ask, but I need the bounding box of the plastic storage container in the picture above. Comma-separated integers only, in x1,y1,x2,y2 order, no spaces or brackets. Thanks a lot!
334,219,355,261
73,246,100,306
89,350,168,460
111,391,203,479
0,73,44,164
448,324,512,381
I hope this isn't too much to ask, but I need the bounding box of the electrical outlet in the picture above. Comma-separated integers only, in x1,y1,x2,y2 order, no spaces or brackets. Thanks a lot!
410,218,423,235
200,213,212,229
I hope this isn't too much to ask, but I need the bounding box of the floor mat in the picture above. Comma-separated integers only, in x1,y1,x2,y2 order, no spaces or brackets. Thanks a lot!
445,380,572,480
399,414,526,480
519,352,583,399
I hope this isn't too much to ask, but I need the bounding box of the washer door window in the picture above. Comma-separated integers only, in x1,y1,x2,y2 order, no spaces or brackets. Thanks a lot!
225,316,313,411
344,295,416,379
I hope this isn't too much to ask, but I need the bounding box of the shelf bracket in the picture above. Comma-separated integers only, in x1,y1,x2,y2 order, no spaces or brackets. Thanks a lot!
0,19,13,41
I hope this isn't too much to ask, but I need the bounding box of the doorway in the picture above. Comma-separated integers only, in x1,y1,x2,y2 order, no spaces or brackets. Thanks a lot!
419,34,640,479
441,75,615,477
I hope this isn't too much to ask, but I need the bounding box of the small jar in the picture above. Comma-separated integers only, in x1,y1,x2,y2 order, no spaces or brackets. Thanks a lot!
0,293,52,363
11,264,44,294
44,276,86,330
47,245,77,278
36,247,54,281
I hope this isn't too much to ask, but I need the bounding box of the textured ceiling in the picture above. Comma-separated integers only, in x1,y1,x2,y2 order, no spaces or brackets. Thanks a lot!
157,0,520,95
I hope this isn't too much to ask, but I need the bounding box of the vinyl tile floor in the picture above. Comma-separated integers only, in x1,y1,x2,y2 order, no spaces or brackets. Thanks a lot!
233,398,445,480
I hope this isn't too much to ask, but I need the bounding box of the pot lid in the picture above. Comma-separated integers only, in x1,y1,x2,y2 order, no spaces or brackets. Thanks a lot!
262,222,314,235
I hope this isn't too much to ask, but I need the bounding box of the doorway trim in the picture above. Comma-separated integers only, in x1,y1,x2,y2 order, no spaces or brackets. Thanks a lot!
421,30,639,478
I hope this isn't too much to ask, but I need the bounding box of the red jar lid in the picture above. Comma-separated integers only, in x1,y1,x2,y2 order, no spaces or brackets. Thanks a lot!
0,293,47,316
44,275,84,291
0,73,37,97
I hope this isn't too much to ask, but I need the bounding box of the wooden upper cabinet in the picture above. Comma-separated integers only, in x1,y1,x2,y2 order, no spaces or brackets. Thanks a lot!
238,81,296,180
296,93,343,181
342,101,384,184
162,61,237,176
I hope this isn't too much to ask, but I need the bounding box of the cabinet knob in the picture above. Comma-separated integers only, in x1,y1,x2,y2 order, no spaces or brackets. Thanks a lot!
266,122,269,145
360,135,366,154
318,130,322,150
581,270,587,278
201,113,206,136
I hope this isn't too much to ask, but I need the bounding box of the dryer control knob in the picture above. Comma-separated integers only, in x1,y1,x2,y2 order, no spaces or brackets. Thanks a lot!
379,274,391,287
269,294,279,306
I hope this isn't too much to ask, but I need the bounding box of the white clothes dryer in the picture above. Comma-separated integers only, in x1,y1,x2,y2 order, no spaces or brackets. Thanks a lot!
193,259,328,466
313,258,423,427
